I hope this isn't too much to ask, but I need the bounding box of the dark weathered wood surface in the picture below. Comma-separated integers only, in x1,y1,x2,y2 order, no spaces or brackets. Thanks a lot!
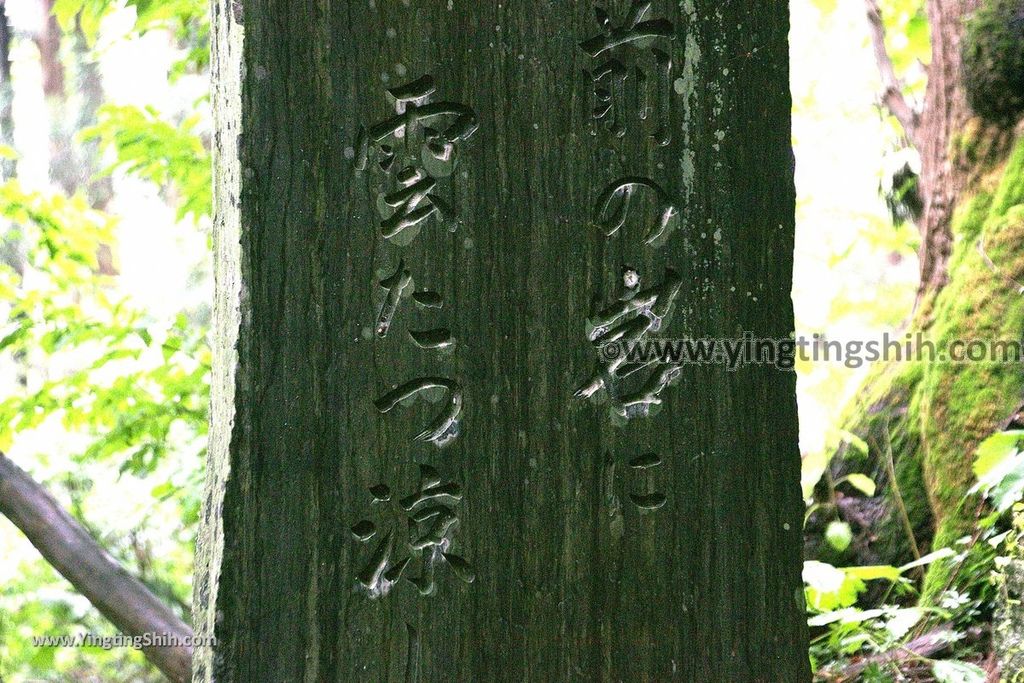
196,1,809,681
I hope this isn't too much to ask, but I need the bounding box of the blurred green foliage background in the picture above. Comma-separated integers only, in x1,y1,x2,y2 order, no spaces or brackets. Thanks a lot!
0,0,208,679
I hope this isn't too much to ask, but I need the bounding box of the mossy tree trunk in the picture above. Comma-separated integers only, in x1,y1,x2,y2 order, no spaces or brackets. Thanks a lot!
194,1,809,680
820,0,1024,672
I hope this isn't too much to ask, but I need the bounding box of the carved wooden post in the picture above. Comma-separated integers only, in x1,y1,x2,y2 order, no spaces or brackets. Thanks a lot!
195,1,810,680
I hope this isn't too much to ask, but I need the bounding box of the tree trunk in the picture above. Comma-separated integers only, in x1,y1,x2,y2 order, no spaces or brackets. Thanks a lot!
34,0,63,100
817,0,1024,664
914,0,977,301
34,0,113,208
0,0,14,181
195,1,809,681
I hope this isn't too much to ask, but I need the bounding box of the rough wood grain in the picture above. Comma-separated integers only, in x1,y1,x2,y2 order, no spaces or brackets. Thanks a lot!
197,1,809,680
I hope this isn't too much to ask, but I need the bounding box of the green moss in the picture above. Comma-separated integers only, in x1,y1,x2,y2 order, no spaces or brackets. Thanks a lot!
954,118,1020,191
992,138,1024,214
962,0,1024,123
910,138,1024,603
829,359,931,569
921,512,997,604
872,440,932,567
950,192,994,244
951,118,986,166
827,137,1024,611
918,237,1024,513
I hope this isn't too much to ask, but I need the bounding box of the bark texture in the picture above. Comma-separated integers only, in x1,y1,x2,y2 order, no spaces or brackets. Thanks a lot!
915,0,978,300
196,1,809,681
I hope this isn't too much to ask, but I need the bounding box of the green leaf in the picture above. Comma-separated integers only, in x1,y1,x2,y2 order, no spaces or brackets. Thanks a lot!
844,473,876,496
860,663,894,683
843,564,902,581
807,606,885,627
80,104,211,222
971,431,1024,511
839,430,869,457
52,0,86,31
803,561,865,611
992,468,1024,512
973,430,1024,483
825,521,853,552
932,660,985,683
801,449,831,500
904,11,930,65
810,0,838,17
884,607,922,639
151,482,175,499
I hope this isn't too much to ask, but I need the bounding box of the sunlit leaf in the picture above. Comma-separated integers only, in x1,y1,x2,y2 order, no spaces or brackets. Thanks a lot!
803,561,866,611
899,547,956,572
808,607,885,627
970,431,1024,511
801,449,831,500
972,430,1024,484
884,607,922,639
810,0,838,17
843,565,902,582
825,521,853,552
932,660,986,683
839,430,869,457
844,473,876,497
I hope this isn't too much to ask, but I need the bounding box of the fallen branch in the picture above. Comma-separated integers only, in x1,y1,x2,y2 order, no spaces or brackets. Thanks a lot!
835,624,958,681
0,452,192,682
865,0,921,147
